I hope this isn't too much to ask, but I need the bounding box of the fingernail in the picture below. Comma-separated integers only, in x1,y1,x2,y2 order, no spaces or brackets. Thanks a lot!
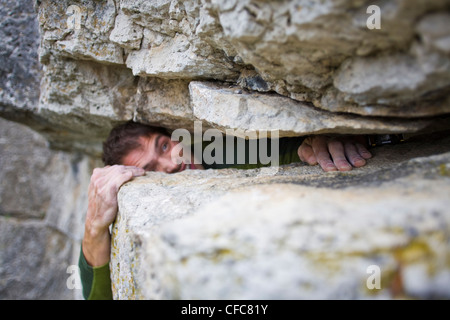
361,151,372,158
324,163,337,171
353,157,366,166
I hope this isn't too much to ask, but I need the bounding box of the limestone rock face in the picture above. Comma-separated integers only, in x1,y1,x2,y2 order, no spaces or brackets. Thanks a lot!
0,117,98,299
189,81,442,137
1,0,450,301
111,133,450,299
1,0,450,155
0,0,41,118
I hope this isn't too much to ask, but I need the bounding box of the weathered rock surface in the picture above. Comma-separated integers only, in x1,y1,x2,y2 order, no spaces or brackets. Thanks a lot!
0,0,41,120
2,0,450,156
0,117,98,299
189,81,448,137
1,0,450,301
111,132,450,299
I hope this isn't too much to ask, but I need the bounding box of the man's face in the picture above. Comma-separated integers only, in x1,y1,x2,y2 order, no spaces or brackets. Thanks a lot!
121,133,201,173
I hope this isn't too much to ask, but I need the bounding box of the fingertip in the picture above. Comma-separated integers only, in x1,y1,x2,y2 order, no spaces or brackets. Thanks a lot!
320,160,338,172
126,166,145,175
335,162,352,171
332,157,352,171
352,157,367,167
306,155,318,166
361,151,372,159
135,169,146,176
356,144,372,159
323,166,338,172
125,170,134,178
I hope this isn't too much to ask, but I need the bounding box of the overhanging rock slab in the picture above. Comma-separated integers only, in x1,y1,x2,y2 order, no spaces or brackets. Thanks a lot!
110,133,450,299
189,81,447,138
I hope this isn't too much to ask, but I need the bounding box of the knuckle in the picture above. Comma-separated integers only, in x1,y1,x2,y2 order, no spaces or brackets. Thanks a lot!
110,164,122,172
329,140,342,148
91,177,104,190
91,168,101,179
344,141,356,149
123,170,133,178
90,173,99,185
303,137,313,145
91,166,112,179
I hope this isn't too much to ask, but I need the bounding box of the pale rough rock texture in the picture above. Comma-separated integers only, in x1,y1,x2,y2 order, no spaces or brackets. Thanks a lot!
189,81,446,137
1,0,450,301
0,117,99,299
0,0,97,299
111,133,450,299
2,0,450,156
0,0,41,121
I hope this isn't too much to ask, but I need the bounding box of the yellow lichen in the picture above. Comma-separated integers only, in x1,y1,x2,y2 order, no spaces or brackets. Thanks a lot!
439,164,450,177
394,239,433,266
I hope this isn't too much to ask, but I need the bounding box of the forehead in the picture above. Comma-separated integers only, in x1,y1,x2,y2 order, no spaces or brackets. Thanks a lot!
121,134,157,167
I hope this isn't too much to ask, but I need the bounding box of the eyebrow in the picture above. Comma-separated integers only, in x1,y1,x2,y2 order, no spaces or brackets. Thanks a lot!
143,134,163,171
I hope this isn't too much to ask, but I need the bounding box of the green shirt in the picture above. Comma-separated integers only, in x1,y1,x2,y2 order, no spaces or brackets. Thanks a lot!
78,247,113,300
79,136,304,300
200,136,303,170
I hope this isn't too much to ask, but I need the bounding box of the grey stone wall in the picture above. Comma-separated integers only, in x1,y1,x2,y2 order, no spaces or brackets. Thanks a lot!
0,0,99,299
0,0,449,300
0,117,99,299
2,0,450,156
111,132,450,299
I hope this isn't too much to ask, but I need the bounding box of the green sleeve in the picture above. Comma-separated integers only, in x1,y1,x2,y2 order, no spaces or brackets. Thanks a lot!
201,136,304,169
78,246,113,300
278,136,304,166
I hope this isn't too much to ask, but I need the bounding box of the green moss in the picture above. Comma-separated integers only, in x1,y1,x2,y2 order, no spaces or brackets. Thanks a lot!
439,164,450,177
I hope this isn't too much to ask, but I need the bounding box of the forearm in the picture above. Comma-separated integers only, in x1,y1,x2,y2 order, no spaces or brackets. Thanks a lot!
78,165,144,299
82,226,111,267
